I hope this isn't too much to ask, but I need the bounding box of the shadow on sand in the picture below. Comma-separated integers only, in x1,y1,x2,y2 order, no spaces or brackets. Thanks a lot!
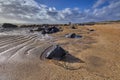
52,53,85,70
61,53,84,63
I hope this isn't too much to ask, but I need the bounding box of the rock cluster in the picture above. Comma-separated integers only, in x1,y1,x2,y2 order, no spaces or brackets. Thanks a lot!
30,26,60,34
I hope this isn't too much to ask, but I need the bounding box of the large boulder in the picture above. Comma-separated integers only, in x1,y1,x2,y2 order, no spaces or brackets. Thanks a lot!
43,45,67,60
2,23,18,28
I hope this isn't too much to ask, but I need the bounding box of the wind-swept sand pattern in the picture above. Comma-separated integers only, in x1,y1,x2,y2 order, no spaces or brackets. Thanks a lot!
0,23,120,80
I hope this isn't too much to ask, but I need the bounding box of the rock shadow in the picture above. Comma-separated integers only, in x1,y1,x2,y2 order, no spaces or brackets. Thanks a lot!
61,53,84,63
52,53,85,70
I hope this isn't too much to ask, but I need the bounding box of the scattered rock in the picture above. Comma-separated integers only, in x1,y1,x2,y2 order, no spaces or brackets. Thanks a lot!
47,26,60,34
87,29,95,32
71,25,77,29
29,29,34,33
2,23,18,28
21,24,61,34
89,29,95,32
65,33,82,38
30,26,60,34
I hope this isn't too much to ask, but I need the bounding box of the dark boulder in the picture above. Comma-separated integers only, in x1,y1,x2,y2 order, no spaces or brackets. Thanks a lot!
65,33,82,38
66,33,76,38
87,29,95,32
29,29,34,33
89,29,95,32
40,26,60,34
43,45,67,60
47,26,59,34
71,25,77,29
2,23,18,28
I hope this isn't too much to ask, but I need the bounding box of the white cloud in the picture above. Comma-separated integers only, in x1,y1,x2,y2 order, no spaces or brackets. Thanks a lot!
0,0,54,23
93,0,106,8
93,0,120,21
0,0,120,23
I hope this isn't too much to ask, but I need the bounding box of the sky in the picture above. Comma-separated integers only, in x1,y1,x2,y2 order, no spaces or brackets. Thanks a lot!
0,0,120,24
35,0,95,10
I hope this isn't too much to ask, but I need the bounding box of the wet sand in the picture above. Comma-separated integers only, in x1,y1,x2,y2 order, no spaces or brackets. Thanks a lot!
0,23,120,80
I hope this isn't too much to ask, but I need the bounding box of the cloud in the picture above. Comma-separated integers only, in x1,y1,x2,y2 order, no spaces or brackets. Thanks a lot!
93,0,120,21
0,0,55,23
93,0,106,8
0,0,120,23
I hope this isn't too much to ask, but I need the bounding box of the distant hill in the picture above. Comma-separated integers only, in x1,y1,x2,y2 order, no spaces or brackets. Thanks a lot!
95,20,120,24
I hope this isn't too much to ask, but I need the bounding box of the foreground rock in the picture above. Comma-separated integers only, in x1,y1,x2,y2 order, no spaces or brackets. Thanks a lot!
43,45,67,60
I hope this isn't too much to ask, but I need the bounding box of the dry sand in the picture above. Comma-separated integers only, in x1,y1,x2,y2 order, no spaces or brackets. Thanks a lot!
0,23,120,80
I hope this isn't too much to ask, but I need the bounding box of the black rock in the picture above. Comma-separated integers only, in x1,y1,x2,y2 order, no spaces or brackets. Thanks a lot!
2,23,18,28
68,33,76,38
87,29,95,32
65,33,82,38
29,29,34,32
44,45,67,60
89,29,95,32
71,25,77,29
48,26,59,34
41,26,60,34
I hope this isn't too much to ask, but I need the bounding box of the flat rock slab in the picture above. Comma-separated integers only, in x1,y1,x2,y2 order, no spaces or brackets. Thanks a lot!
0,35,53,63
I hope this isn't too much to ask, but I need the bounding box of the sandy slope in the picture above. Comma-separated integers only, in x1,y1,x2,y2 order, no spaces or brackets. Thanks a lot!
79,23,120,80
0,23,120,80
